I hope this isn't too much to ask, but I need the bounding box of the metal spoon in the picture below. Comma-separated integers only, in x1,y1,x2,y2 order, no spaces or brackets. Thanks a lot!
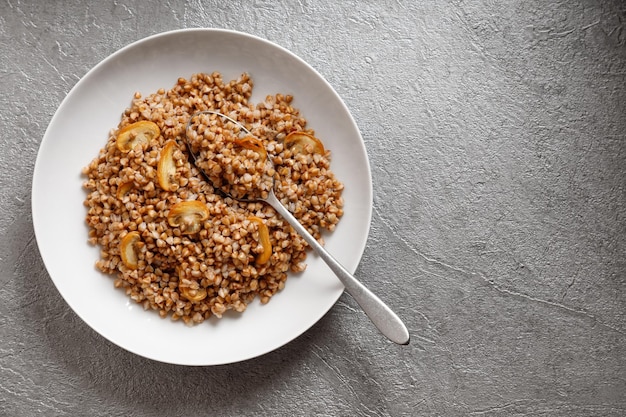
185,111,409,345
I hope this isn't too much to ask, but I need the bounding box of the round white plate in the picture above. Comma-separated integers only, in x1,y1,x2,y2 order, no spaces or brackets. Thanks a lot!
32,29,372,366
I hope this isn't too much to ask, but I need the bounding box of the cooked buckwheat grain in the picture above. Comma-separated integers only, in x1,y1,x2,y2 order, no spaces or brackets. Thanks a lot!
82,72,344,324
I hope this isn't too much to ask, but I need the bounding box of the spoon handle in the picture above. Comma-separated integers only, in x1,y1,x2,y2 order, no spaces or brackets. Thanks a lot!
266,192,410,345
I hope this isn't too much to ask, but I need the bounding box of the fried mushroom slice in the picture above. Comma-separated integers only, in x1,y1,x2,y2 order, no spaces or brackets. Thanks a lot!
248,216,272,265
116,120,160,153
157,140,178,191
119,231,141,269
180,286,208,302
167,201,210,235
284,131,325,154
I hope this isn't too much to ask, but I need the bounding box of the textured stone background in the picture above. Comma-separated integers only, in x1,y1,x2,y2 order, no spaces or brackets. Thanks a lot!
1,0,625,416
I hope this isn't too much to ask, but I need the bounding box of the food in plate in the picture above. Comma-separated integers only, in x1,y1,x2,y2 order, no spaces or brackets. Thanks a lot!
186,112,275,201
82,72,344,324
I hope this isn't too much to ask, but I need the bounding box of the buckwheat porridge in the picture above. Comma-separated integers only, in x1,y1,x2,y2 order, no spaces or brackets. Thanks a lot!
82,72,344,325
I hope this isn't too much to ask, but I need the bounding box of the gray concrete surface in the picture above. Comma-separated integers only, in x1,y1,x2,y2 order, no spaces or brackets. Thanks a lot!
1,1,625,416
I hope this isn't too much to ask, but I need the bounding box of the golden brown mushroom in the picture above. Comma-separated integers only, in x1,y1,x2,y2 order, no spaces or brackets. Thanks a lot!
157,140,177,191
116,120,160,153
116,181,134,200
248,216,272,265
284,131,325,154
119,231,141,269
234,136,267,161
167,201,210,235
180,287,208,302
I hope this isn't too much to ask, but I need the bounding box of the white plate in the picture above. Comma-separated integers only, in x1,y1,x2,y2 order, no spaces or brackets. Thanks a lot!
32,29,372,366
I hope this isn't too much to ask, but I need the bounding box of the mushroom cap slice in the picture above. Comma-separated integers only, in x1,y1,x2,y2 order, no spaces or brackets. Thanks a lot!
157,140,177,191
284,131,325,154
116,120,160,153
116,181,134,200
248,216,272,265
167,201,210,235
119,231,141,269
234,136,267,161
180,287,208,302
